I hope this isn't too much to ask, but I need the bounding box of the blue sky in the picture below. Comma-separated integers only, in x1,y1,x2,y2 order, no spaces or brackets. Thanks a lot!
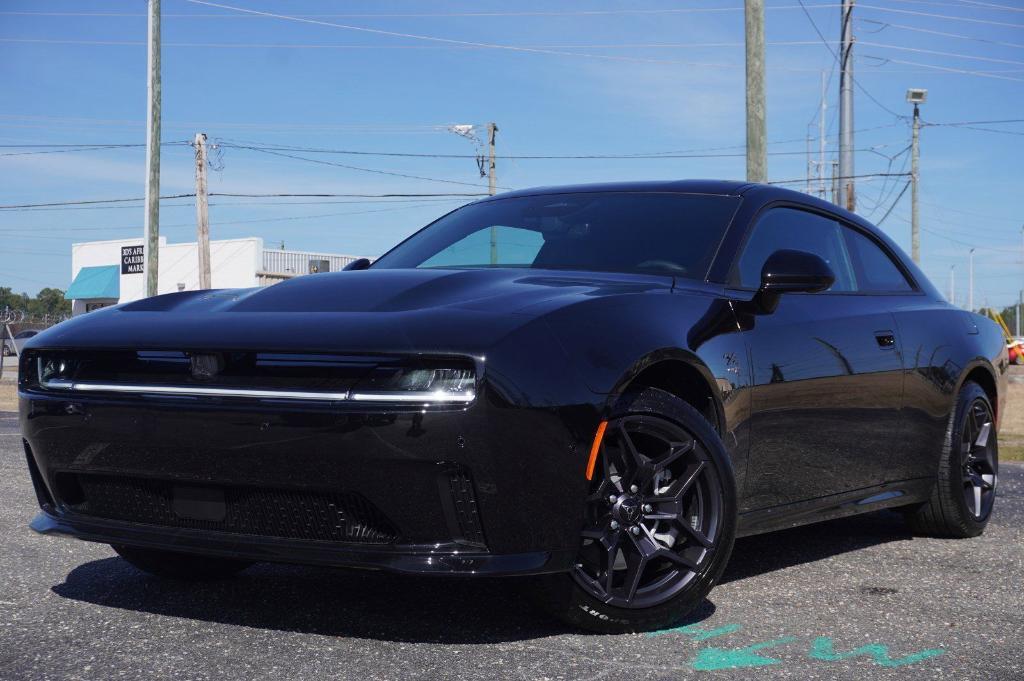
1,0,1022,308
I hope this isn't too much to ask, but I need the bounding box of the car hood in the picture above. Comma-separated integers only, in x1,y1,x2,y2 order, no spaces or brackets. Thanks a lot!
30,268,680,355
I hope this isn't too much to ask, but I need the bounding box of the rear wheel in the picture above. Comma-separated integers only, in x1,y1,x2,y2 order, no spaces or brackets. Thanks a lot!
539,388,736,633
904,381,998,538
113,545,253,580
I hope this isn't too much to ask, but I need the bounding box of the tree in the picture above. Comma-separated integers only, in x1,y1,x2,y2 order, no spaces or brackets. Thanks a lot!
0,286,70,319
28,288,71,317
0,287,30,314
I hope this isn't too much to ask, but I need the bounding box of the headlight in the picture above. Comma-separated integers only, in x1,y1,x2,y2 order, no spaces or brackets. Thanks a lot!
350,365,476,403
37,356,78,390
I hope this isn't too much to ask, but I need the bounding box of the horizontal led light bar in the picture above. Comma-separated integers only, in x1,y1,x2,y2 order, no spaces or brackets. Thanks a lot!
36,357,477,405
349,390,475,403
39,378,474,404
41,379,353,402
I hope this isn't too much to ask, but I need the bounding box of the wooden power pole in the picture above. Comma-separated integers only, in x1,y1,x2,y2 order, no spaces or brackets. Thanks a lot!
194,133,211,289
143,0,161,297
744,0,767,183
487,122,498,264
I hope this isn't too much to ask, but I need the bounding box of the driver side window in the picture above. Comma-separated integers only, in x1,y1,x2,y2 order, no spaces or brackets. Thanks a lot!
735,207,855,291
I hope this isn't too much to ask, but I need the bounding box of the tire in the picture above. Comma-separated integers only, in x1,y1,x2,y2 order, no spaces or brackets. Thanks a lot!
113,545,253,580
903,381,998,538
537,387,737,633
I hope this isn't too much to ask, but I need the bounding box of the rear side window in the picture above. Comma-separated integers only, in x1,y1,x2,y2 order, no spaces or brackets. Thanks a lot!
735,207,856,291
842,226,914,293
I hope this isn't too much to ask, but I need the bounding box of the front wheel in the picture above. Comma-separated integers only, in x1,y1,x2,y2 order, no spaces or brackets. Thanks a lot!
539,388,737,633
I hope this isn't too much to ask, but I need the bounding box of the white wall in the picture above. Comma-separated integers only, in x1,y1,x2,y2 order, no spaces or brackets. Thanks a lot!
70,237,263,308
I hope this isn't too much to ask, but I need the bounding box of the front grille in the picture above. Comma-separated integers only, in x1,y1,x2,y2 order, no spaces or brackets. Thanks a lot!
61,474,400,544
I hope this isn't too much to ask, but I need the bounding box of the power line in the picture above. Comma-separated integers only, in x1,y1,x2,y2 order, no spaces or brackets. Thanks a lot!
0,202,463,236
218,140,890,161
863,56,1024,82
0,141,189,157
0,192,486,210
860,18,1024,50
0,194,195,209
166,0,829,72
222,145,500,189
796,0,906,120
0,6,847,19
858,40,1024,67
858,3,1024,28
769,172,912,185
875,181,911,225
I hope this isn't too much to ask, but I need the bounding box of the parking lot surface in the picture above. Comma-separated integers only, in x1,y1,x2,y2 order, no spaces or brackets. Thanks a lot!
1,410,1022,680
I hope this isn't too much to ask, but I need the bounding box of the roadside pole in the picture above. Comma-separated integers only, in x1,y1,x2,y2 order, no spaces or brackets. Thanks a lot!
744,0,767,183
819,70,827,199
487,122,498,264
907,89,926,265
142,0,161,297
838,0,855,212
969,248,975,312
194,133,211,289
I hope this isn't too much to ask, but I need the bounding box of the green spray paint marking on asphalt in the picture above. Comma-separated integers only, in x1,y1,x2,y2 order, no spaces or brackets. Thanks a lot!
646,622,741,640
691,636,798,671
808,637,944,668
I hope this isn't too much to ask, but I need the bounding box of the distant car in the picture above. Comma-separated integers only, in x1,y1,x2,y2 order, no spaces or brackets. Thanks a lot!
19,181,1006,633
2,329,38,357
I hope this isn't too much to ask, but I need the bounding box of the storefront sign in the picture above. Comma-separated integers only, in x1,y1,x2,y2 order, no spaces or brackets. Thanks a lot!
121,245,144,274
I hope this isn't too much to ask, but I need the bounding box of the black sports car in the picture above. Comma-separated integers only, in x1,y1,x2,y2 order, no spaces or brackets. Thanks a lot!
19,181,1005,633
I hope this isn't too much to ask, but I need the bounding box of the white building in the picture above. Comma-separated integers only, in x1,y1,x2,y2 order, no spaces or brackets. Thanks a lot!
66,236,363,316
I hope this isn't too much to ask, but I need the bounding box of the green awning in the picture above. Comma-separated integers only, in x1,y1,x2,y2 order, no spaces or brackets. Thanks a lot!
65,265,120,300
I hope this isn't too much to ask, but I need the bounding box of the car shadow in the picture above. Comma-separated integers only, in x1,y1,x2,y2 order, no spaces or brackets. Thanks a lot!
721,509,914,584
49,511,911,643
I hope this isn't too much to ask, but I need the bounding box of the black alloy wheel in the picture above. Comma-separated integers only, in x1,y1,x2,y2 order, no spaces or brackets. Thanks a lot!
960,397,998,520
538,388,736,633
572,415,721,609
904,380,999,538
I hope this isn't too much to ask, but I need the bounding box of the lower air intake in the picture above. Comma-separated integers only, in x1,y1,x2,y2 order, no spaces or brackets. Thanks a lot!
64,474,400,544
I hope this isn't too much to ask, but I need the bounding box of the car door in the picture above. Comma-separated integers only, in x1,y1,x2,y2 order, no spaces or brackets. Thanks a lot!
732,206,906,511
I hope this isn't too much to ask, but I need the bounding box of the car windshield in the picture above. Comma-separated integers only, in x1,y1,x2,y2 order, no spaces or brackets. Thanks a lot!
372,192,740,279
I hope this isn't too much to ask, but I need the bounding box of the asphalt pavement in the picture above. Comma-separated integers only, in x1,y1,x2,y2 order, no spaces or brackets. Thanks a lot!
1,410,1022,680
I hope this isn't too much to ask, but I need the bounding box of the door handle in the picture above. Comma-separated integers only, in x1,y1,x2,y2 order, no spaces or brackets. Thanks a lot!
875,331,896,349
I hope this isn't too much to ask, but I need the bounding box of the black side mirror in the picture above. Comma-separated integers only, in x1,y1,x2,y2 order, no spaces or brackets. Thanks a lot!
760,249,835,294
343,258,372,271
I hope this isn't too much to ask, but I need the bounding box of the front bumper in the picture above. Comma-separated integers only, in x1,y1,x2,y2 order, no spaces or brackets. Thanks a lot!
20,383,599,576
29,510,572,575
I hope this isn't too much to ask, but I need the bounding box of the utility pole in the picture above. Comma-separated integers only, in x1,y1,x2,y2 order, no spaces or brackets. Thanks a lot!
838,0,855,212
819,70,827,199
907,89,926,264
194,133,211,289
487,122,498,264
969,247,975,312
830,160,839,205
142,0,161,297
745,0,767,182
